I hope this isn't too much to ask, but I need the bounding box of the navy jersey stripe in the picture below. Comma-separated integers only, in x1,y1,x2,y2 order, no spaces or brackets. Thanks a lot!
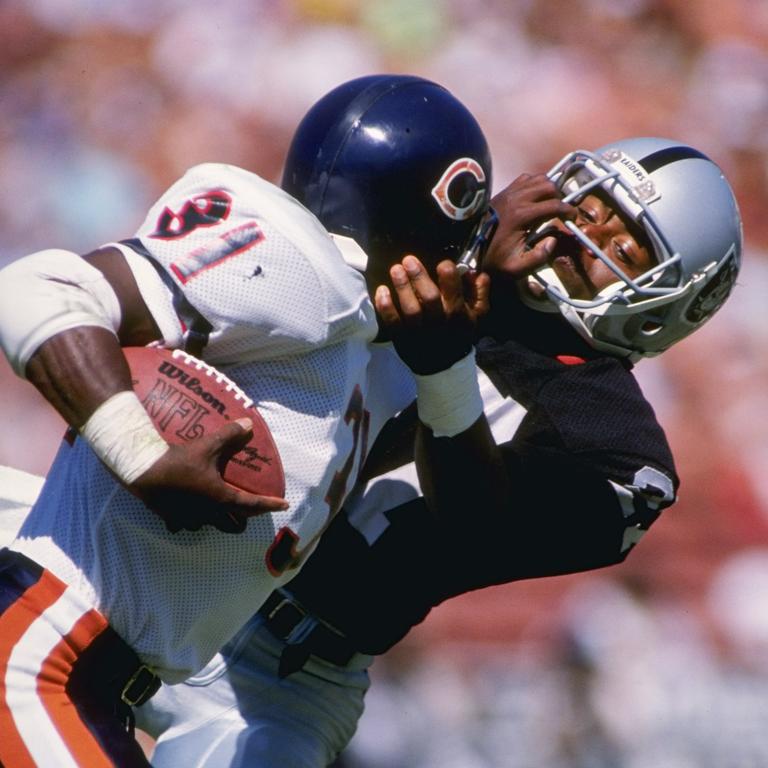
0,548,44,616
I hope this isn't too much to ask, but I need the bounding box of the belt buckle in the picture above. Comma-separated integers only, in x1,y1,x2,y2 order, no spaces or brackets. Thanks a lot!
121,664,158,706
265,594,308,640
267,595,306,623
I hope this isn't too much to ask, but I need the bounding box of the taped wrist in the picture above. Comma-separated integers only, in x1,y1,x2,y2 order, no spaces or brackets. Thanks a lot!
414,350,484,438
80,391,169,485
0,249,122,377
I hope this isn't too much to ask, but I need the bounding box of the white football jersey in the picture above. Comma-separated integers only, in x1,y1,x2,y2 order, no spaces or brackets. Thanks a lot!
11,164,416,682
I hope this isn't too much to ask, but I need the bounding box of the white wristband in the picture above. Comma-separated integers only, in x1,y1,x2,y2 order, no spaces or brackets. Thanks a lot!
80,391,170,485
414,350,484,438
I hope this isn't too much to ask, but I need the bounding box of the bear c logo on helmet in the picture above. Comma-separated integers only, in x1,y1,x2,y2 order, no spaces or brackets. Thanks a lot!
431,158,488,221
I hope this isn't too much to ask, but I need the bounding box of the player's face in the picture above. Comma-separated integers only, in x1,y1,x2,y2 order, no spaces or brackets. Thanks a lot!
549,191,655,299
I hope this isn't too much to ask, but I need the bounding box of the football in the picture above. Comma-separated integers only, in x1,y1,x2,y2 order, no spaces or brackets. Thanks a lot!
123,347,285,498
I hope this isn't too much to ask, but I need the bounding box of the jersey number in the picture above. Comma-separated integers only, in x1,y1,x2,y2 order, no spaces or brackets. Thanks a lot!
266,385,370,576
150,190,232,239
149,190,265,283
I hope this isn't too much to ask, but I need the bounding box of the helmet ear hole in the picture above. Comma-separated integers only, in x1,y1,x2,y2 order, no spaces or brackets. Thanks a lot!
640,319,663,335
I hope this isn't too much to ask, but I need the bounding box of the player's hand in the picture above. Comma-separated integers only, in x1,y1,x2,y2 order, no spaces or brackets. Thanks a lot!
375,255,490,375
482,173,577,279
129,419,289,534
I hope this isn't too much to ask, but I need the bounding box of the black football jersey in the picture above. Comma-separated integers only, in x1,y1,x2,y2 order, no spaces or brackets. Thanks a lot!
285,322,678,655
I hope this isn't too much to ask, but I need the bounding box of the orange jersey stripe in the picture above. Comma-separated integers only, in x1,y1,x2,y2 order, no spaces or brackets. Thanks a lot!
37,608,111,768
0,571,67,768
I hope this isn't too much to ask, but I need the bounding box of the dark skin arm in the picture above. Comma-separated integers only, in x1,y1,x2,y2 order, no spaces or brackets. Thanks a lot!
374,256,510,518
23,246,287,533
25,249,159,427
368,175,576,516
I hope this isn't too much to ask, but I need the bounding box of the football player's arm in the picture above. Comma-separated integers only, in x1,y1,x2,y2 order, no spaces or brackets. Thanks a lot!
413,414,510,521
476,338,678,573
371,175,571,519
374,256,511,517
434,435,676,601
513,390,676,572
15,248,160,427
0,247,287,532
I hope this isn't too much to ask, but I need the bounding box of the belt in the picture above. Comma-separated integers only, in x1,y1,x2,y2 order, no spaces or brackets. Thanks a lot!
65,620,161,736
67,623,162,707
258,590,357,678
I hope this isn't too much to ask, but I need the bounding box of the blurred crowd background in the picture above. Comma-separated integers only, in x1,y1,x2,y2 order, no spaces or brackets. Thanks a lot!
1,1,767,766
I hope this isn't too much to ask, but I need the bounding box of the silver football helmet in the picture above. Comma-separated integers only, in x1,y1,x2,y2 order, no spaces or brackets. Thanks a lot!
523,137,742,361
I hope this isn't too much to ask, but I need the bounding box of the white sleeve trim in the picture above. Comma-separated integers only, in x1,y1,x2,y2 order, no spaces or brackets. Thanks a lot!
0,249,122,377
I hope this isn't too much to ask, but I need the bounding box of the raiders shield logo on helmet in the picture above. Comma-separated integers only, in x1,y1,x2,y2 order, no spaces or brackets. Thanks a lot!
686,250,739,324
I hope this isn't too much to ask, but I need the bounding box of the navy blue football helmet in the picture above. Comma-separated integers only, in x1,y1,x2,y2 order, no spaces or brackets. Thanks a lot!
281,75,496,278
